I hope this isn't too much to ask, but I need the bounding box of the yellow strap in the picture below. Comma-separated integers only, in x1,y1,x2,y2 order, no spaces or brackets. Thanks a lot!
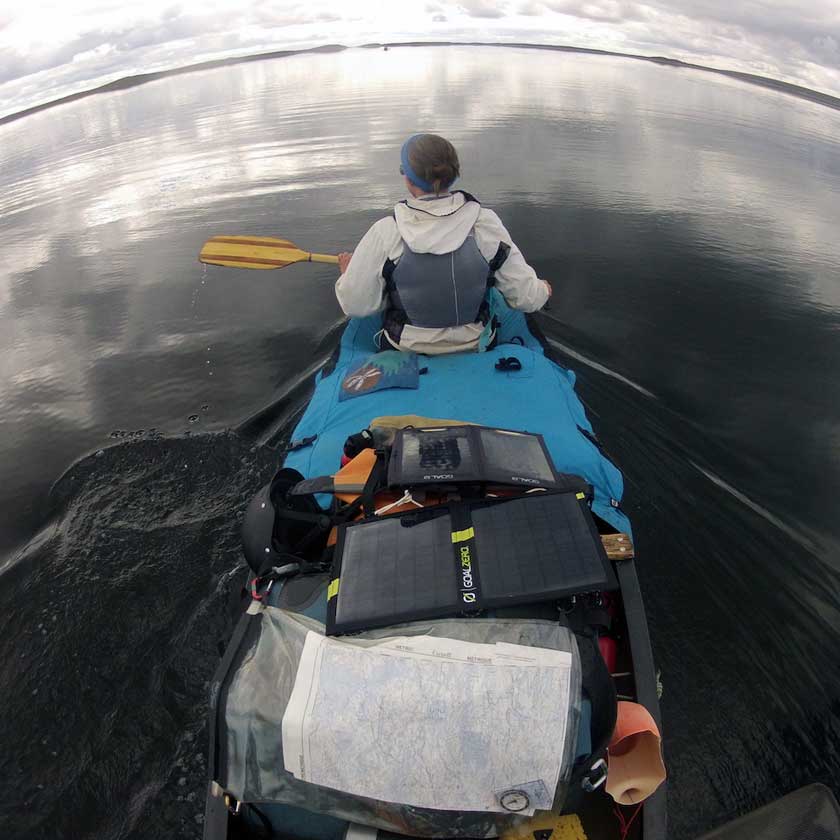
451,527,475,543
575,492,586,500
327,579,340,600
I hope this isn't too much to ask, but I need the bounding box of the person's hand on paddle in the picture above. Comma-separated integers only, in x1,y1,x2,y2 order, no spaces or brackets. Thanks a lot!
338,252,353,275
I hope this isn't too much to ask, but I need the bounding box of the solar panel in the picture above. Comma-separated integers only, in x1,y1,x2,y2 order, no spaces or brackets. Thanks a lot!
478,428,557,486
388,426,560,489
326,491,617,635
332,508,457,630
471,495,611,599
390,426,482,484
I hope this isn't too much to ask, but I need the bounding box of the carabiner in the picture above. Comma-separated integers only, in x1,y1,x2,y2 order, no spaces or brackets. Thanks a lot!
581,758,608,792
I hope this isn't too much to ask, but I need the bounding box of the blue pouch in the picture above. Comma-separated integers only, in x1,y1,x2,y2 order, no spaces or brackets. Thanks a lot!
339,351,420,401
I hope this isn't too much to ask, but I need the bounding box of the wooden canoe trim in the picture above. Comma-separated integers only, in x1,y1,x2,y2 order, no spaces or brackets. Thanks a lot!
601,532,635,560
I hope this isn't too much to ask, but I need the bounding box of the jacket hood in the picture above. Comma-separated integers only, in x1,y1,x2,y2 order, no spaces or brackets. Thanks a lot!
393,192,481,254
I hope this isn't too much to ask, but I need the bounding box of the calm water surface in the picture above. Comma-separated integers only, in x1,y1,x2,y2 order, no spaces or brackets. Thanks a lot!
1,45,840,839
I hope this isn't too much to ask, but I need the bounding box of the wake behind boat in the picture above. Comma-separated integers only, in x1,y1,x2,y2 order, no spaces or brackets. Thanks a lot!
202,295,666,840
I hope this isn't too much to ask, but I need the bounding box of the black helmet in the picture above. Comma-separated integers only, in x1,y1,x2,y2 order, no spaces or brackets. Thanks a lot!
241,481,280,574
241,468,330,574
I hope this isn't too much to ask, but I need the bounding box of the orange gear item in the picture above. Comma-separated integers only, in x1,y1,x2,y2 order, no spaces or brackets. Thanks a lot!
326,449,441,546
334,448,378,502
605,701,666,805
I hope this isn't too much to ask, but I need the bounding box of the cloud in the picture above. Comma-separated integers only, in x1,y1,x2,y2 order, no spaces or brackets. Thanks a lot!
1,0,840,118
506,0,840,73
0,2,347,89
457,0,508,19
542,1,646,24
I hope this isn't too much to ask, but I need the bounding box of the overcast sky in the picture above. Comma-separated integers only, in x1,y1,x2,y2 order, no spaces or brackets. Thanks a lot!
1,0,839,119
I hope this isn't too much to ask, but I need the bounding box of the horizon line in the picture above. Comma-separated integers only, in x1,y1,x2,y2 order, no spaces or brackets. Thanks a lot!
2,40,839,128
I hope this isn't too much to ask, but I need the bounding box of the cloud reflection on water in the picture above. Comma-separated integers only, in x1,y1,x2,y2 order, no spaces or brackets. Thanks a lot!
2,46,840,838
1,44,839,543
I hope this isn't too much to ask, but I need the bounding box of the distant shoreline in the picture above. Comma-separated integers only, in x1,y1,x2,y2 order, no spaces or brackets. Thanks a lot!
2,40,839,127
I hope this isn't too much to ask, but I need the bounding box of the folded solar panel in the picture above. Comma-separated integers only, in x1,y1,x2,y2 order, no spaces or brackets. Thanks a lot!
388,426,563,489
326,491,617,635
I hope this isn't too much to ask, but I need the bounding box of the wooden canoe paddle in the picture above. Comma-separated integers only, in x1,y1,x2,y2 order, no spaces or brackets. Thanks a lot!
198,235,339,270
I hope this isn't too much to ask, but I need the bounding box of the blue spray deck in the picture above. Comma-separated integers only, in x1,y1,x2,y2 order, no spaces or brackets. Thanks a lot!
283,296,630,535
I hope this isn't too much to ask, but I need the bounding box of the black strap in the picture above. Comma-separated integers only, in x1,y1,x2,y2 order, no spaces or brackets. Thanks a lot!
455,190,481,205
280,450,389,545
573,632,617,779
274,507,332,529
382,258,397,293
313,449,389,531
486,241,510,287
282,434,317,454
358,451,387,518
289,475,336,496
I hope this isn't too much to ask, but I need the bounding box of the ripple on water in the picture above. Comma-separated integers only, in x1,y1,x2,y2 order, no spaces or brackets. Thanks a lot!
0,432,278,840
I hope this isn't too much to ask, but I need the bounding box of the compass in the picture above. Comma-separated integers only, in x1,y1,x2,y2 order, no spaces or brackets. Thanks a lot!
499,789,530,812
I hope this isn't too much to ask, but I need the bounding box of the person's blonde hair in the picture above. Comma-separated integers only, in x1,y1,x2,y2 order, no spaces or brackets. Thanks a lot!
407,134,460,195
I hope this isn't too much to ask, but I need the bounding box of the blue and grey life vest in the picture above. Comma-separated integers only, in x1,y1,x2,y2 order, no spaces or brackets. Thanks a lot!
381,192,509,347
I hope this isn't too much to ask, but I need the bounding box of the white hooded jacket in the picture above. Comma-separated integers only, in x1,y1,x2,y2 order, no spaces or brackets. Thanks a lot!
335,192,549,353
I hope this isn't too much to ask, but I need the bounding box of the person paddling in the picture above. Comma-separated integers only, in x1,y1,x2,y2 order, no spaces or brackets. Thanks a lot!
335,133,552,354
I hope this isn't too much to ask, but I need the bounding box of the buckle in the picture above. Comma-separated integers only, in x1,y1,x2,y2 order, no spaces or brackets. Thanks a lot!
581,758,608,792
494,356,522,372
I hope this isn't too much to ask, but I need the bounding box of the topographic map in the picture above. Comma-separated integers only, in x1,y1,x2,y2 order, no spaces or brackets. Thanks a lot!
282,632,573,814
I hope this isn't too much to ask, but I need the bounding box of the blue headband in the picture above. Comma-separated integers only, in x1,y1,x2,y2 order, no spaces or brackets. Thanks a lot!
401,134,447,193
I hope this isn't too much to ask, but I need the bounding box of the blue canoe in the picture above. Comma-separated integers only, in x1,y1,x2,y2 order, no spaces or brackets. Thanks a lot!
204,299,666,840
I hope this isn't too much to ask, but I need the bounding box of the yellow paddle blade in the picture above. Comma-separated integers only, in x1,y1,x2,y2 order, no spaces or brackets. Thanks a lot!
198,236,339,270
